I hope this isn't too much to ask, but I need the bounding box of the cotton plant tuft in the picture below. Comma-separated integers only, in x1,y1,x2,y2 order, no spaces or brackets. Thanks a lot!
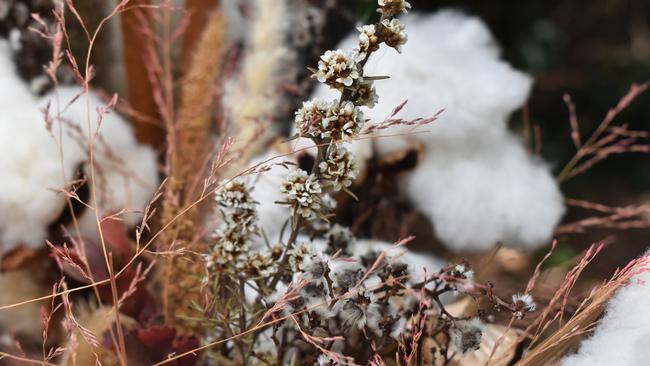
0,44,159,249
561,252,650,366
312,10,565,252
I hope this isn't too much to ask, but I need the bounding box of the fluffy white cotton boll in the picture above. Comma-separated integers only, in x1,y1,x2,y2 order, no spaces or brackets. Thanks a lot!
561,253,650,366
312,11,533,148
0,105,69,248
0,82,159,249
404,135,564,251
47,86,160,238
0,40,34,104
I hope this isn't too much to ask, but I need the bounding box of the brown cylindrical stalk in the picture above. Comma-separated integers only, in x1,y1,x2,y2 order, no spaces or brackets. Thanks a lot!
158,8,227,333
121,0,165,147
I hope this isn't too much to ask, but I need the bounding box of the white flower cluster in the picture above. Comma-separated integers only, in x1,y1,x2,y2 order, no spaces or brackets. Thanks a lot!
208,179,260,267
280,169,323,219
314,49,360,89
381,18,408,53
294,99,365,141
318,144,358,190
377,0,411,16
0,41,159,251
355,25,379,61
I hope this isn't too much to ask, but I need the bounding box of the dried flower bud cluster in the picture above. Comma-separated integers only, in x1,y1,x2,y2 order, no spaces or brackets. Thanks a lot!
280,169,323,219
355,25,379,61
314,49,360,89
207,181,284,279
207,180,259,267
380,18,408,53
377,0,411,16
294,99,365,141
319,145,358,190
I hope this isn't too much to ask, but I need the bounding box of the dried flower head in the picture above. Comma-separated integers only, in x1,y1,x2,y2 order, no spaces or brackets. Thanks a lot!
380,18,408,53
377,0,411,16
295,99,364,140
450,317,484,354
300,254,328,279
351,79,379,108
333,263,365,293
215,179,255,209
325,101,364,140
208,227,249,267
335,290,381,330
319,144,358,190
511,293,536,319
354,25,379,61
294,98,332,138
238,251,277,277
234,211,260,235
314,49,360,89
325,224,355,256
280,169,322,218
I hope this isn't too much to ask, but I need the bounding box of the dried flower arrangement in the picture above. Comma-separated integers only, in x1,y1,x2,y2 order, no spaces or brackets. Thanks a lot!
0,1,649,366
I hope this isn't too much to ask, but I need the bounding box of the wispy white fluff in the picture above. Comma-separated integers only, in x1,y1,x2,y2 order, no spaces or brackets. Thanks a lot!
312,11,565,252
0,43,159,249
562,253,650,366
222,0,293,168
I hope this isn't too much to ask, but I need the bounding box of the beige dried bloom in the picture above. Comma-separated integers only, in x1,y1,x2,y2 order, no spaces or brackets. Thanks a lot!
354,24,379,61
352,79,379,108
238,251,277,277
381,18,408,53
207,227,249,268
295,98,333,137
325,101,365,140
295,99,364,140
377,0,411,16
215,179,256,210
314,49,360,89
280,169,322,218
319,144,358,190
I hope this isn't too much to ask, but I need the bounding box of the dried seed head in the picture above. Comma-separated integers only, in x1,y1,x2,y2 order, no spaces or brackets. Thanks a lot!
511,293,536,319
450,317,484,354
325,224,355,256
